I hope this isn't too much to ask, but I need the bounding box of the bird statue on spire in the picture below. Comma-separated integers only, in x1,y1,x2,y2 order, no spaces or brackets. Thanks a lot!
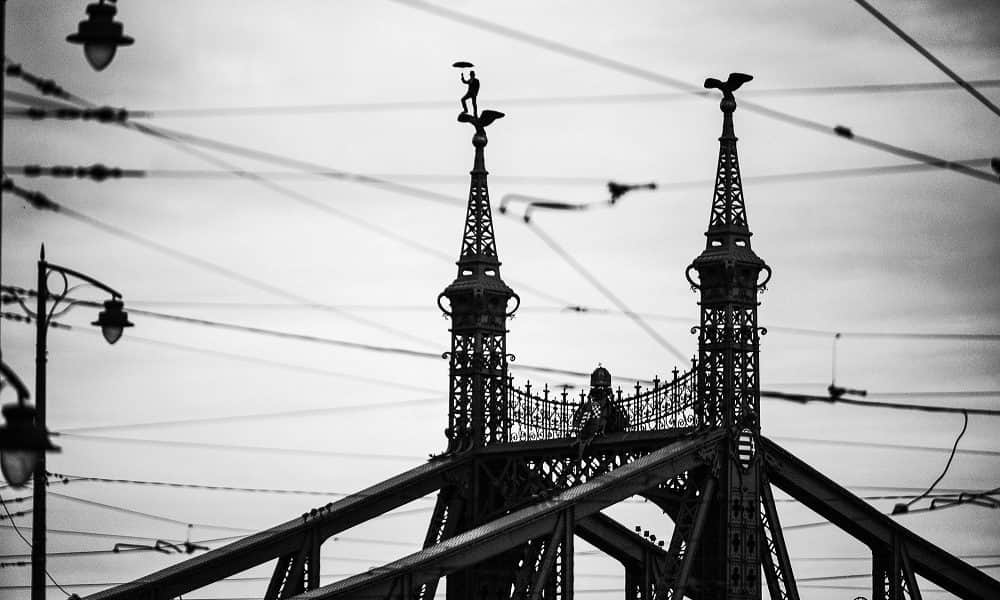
704,72,753,114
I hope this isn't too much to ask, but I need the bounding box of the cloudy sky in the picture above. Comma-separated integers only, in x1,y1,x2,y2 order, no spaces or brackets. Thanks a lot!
1,1,998,598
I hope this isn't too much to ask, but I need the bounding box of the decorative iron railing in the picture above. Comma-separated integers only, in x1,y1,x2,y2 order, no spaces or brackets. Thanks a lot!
504,367,699,442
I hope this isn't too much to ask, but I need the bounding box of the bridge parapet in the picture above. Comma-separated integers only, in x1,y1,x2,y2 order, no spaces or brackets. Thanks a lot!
504,366,699,442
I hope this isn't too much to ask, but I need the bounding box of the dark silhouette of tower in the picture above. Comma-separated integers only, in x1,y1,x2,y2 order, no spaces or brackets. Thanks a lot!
685,72,771,600
439,107,518,452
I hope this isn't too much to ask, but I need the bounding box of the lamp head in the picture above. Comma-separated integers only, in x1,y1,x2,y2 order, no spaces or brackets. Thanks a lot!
0,403,60,488
92,297,134,344
66,1,134,71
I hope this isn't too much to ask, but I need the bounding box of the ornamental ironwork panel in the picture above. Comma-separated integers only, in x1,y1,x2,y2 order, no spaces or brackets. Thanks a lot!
504,367,700,442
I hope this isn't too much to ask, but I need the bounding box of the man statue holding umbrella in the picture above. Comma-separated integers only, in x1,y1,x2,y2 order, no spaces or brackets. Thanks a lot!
454,61,479,117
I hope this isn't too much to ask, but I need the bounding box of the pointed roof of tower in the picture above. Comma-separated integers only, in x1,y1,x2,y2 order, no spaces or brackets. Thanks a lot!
687,73,770,294
705,72,753,240
441,107,515,300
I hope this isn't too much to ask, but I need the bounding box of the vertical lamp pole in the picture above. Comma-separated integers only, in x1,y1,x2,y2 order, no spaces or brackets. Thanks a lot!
31,246,132,600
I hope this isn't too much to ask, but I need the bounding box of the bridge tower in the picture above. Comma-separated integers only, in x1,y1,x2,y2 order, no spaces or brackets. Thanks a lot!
438,106,518,453
685,73,770,599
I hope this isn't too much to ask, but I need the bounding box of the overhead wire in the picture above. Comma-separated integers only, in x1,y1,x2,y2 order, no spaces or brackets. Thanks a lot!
6,300,998,420
851,0,1000,119
1,179,437,349
903,410,969,510
798,562,1000,583
0,494,72,595
762,390,1000,416
50,470,994,511
771,434,1000,458
0,522,244,544
389,0,998,185
48,471,433,499
525,219,688,363
47,491,253,533
18,293,997,344
1,157,988,186
8,79,1000,119
0,291,641,383
8,63,991,364
57,397,442,434
783,485,1000,532
5,72,576,309
10,62,996,360
6,296,997,418
55,432,427,462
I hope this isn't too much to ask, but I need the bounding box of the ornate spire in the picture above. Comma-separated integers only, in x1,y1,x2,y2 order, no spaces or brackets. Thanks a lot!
687,73,770,305
706,73,752,240
454,109,506,280
439,64,518,451
684,73,770,599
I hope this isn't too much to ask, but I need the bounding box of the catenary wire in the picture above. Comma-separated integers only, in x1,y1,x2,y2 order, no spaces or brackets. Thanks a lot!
771,435,1000,458
525,219,687,362
21,293,996,343
799,562,1000,582
5,70,580,309
851,0,1000,119
2,179,437,349
0,494,72,595
904,410,969,509
5,306,999,419
8,62,995,356
47,491,253,533
114,118,586,310
0,523,245,545
0,299,648,383
7,79,999,118
5,157,994,188
783,485,1000,531
56,432,427,462
8,66,990,368
49,471,994,510
389,0,998,185
57,397,441,434
761,390,1000,416
5,304,996,418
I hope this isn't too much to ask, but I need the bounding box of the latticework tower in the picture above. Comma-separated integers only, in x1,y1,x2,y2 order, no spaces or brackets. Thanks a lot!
438,109,518,452
686,73,771,598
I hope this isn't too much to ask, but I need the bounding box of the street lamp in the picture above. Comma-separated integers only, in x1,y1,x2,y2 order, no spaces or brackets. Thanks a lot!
66,0,134,71
0,361,58,488
22,245,132,600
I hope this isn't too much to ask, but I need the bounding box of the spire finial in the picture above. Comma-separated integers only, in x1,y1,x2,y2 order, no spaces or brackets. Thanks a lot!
704,72,752,138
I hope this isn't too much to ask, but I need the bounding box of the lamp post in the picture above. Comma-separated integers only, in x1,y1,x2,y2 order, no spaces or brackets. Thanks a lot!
28,245,132,600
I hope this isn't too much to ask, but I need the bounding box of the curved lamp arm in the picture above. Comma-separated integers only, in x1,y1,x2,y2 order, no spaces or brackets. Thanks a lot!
43,261,122,299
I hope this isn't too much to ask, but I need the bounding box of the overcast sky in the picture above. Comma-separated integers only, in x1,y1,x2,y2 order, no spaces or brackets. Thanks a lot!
1,1,998,598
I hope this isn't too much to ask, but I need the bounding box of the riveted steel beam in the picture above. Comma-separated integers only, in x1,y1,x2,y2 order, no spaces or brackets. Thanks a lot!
763,437,1000,600
291,431,723,600
84,455,471,600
